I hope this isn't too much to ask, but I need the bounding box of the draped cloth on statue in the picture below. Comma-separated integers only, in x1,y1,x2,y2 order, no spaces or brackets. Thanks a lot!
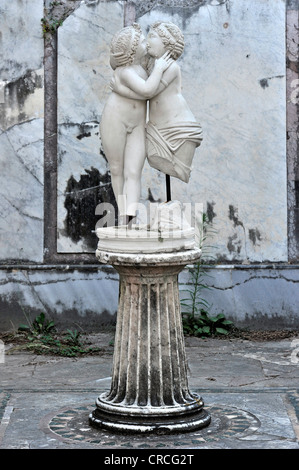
146,121,203,183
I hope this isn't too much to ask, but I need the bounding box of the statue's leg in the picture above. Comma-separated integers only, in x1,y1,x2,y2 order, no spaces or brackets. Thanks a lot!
173,141,197,183
101,123,127,216
123,125,146,217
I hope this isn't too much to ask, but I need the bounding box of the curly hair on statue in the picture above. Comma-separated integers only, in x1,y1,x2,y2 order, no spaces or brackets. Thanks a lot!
109,23,142,70
151,21,184,60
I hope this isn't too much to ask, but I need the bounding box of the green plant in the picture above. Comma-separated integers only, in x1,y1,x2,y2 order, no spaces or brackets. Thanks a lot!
181,212,234,337
181,262,212,318
19,312,56,336
182,310,233,337
41,16,64,36
180,212,214,319
49,1,62,6
17,313,106,357
65,329,82,346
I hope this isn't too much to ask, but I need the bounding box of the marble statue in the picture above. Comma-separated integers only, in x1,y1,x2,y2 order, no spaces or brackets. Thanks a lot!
110,21,203,186
92,21,211,435
100,23,173,225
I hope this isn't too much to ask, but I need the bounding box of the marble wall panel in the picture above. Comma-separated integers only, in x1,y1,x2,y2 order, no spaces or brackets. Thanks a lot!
57,0,124,252
57,0,287,263
138,0,287,263
0,0,44,262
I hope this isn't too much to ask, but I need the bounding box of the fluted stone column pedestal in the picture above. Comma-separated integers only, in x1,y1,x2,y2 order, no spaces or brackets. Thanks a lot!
89,248,211,434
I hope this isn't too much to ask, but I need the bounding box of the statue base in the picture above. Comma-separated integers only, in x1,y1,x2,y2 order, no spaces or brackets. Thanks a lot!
96,224,195,254
96,200,197,254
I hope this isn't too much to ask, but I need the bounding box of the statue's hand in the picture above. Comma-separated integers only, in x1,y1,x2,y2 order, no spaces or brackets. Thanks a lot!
110,74,126,95
155,52,173,72
109,76,117,92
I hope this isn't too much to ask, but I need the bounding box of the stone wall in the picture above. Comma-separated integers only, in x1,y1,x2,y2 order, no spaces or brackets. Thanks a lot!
0,0,298,331
0,0,44,262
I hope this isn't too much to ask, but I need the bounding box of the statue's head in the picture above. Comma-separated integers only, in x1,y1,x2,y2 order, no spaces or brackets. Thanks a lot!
148,22,184,60
110,23,144,70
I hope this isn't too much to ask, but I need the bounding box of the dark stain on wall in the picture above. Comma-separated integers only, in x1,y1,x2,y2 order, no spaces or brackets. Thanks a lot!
249,228,262,246
259,78,269,89
8,69,43,104
0,69,43,129
135,0,230,23
206,201,216,223
259,75,284,89
0,294,117,333
135,0,231,16
64,165,117,250
77,131,91,140
227,205,245,256
227,233,242,254
228,204,244,229
147,188,162,203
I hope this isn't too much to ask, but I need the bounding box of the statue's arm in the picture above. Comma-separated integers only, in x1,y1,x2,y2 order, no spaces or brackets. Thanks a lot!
151,61,181,96
110,61,180,100
110,75,145,100
121,53,173,99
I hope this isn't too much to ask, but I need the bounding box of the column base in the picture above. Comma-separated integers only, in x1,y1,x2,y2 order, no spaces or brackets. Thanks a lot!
90,244,211,435
89,407,211,435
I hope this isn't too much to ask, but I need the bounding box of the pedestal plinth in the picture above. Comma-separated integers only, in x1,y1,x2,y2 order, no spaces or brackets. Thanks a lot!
89,247,211,434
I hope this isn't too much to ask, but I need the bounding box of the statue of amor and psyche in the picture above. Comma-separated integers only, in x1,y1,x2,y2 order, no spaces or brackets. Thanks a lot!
100,21,203,226
91,22,211,435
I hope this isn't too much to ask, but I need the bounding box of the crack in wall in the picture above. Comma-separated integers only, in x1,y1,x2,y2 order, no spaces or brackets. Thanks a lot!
183,273,299,292
0,273,117,288
1,194,43,222
20,270,50,315
3,123,44,187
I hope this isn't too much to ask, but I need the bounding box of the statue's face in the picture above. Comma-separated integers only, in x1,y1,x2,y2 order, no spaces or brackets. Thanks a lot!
134,33,147,61
146,29,166,58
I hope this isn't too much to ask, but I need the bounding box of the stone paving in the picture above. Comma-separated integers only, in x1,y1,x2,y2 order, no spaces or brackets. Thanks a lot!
0,334,298,451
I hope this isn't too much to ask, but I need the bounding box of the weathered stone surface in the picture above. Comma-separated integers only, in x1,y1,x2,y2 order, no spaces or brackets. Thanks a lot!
0,0,44,81
0,0,44,262
0,120,44,261
0,266,118,331
0,0,297,331
138,0,287,263
90,247,211,433
57,0,124,252
0,263,299,332
56,0,288,263
180,264,299,329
